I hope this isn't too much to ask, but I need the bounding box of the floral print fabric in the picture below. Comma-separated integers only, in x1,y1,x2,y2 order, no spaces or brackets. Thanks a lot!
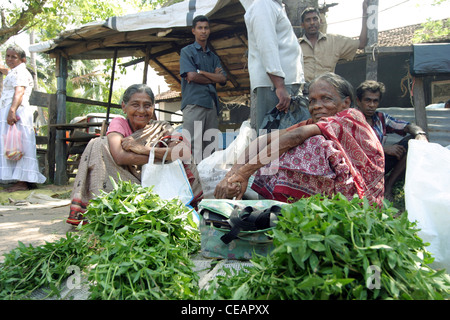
252,108,385,206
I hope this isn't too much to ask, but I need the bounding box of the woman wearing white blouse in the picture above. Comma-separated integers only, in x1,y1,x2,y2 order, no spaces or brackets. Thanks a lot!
0,45,46,192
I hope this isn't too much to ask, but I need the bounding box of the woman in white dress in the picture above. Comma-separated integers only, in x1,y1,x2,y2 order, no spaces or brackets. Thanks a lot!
0,45,46,191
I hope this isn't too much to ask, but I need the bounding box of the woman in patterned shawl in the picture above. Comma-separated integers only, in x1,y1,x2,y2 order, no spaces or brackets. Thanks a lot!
214,73,385,206
67,84,203,225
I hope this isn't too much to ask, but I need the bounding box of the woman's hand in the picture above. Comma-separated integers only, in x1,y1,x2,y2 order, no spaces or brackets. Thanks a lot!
121,136,148,155
7,86,25,125
228,172,249,200
7,109,19,125
214,171,249,200
214,177,239,199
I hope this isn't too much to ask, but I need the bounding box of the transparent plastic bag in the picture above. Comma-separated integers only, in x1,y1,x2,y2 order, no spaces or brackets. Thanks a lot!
4,124,24,161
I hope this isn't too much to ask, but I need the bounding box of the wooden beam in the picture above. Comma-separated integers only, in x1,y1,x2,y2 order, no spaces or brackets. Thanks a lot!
120,43,187,68
30,91,53,107
49,28,193,59
208,36,243,89
377,46,413,53
413,77,428,133
66,96,121,108
151,56,181,84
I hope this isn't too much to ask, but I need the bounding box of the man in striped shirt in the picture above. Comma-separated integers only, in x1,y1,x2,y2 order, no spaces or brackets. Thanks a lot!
356,80,428,202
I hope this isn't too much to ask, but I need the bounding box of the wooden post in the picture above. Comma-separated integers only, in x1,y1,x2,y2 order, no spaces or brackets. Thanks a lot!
47,93,57,183
413,77,428,133
106,48,118,123
55,53,68,185
365,0,379,81
143,46,150,84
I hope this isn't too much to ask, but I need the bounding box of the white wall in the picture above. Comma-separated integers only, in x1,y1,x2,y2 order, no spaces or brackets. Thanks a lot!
156,101,182,122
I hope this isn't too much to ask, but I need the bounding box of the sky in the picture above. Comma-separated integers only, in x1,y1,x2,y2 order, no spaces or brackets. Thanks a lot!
324,0,450,36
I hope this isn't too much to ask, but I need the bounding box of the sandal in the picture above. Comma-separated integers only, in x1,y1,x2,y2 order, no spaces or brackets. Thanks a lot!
66,211,88,226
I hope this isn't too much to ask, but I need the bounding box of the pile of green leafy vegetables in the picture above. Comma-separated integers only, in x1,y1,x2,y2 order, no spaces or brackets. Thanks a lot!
200,194,450,300
0,178,200,300
1,180,449,300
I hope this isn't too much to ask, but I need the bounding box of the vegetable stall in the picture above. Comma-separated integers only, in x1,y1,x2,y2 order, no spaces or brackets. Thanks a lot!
1,178,448,300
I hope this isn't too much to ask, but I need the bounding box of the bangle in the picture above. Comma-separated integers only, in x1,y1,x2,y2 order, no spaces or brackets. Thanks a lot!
416,131,426,135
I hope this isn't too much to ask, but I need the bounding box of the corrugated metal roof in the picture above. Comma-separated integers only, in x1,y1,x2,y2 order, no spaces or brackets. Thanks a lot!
378,107,450,147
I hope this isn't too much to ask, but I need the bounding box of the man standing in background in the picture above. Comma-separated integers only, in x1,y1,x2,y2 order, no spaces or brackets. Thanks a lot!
241,0,306,133
180,15,227,163
299,0,369,84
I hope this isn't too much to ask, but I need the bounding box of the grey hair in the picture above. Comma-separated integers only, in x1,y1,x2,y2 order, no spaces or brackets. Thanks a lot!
309,72,355,105
6,44,27,60
121,84,155,105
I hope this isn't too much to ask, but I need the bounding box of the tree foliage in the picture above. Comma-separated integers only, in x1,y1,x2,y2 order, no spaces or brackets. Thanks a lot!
0,0,166,45
412,0,450,44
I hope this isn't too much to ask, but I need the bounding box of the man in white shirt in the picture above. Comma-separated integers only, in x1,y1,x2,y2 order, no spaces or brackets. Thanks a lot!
241,0,307,134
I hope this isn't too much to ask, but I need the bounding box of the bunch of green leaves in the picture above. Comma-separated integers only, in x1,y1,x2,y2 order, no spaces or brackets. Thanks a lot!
0,232,93,300
0,177,201,300
201,194,450,300
81,178,201,300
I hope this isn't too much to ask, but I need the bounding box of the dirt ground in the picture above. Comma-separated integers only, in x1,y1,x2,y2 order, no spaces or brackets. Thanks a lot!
0,183,75,263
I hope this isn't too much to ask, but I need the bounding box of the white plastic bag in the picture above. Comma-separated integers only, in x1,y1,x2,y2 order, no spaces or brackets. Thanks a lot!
404,140,450,272
197,121,257,199
141,141,194,205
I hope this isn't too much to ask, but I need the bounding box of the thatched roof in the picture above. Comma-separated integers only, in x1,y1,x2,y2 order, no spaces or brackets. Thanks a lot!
30,0,449,99
30,0,249,98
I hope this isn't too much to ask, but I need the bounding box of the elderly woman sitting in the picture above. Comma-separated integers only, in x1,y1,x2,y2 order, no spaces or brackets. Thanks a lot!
67,84,203,225
214,73,385,206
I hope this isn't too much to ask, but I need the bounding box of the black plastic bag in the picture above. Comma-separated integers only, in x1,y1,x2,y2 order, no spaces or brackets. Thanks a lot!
260,95,310,133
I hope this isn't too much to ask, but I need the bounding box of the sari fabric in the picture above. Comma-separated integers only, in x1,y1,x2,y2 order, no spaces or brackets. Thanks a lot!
251,108,385,206
67,120,203,225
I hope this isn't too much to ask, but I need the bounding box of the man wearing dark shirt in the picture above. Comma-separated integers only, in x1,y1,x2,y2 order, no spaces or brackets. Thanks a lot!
180,15,227,163
356,80,428,201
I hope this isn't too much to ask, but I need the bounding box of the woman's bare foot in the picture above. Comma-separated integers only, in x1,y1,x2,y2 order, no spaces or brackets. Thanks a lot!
3,181,30,192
